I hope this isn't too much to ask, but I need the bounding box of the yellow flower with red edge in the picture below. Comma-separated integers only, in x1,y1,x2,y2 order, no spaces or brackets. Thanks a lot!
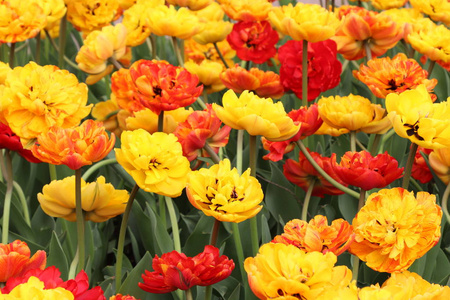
269,3,340,43
353,53,437,100
244,243,353,299
174,104,231,162
272,216,355,256
66,0,120,33
220,0,272,22
186,159,263,223
429,147,450,184
0,62,91,146
75,23,127,84
318,94,391,134
76,23,128,77
0,240,46,282
380,8,424,41
115,130,191,197
31,120,115,170
332,7,403,60
0,0,47,43
350,187,442,273
147,4,204,39
386,84,450,149
38,175,129,222
0,276,74,299
212,90,300,141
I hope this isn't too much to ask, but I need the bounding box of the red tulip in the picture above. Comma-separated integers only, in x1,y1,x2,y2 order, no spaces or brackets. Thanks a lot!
227,20,279,64
332,151,404,191
139,245,234,293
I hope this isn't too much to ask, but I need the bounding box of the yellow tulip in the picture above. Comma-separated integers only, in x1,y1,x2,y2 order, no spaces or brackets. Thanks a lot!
212,90,300,141
38,176,129,222
244,243,353,299
0,62,91,146
269,3,340,43
318,94,391,134
186,159,263,223
2,276,74,300
148,4,204,40
386,85,450,149
115,130,191,197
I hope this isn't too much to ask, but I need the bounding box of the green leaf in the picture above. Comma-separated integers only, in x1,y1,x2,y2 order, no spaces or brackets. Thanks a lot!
213,276,241,300
147,202,173,254
260,214,272,244
47,231,69,280
265,162,301,223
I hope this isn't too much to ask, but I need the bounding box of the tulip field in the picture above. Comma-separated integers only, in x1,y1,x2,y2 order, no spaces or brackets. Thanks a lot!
0,0,450,299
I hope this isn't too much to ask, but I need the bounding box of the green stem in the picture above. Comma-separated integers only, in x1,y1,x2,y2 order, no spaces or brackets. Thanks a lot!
82,158,117,181
402,143,418,189
357,189,367,211
13,181,31,227
441,182,450,224
248,135,259,255
202,89,208,104
159,194,166,227
49,164,58,181
1,150,13,243
115,184,139,291
213,42,230,69
158,111,165,132
352,254,360,282
147,34,157,60
236,130,244,174
210,219,220,247
203,143,221,164
196,96,207,110
58,14,67,68
231,222,250,298
172,36,184,67
301,179,316,221
302,39,308,107
44,30,80,70
378,129,395,154
368,134,381,156
427,60,436,77
75,168,85,273
108,57,124,70
185,288,193,300
205,286,212,300
165,196,181,252
350,131,356,152
295,140,360,199
364,41,372,62
35,34,41,64
8,43,15,68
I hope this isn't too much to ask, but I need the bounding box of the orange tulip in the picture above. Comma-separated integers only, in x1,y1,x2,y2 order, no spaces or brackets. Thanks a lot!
0,240,46,282
31,120,115,170
272,216,355,256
